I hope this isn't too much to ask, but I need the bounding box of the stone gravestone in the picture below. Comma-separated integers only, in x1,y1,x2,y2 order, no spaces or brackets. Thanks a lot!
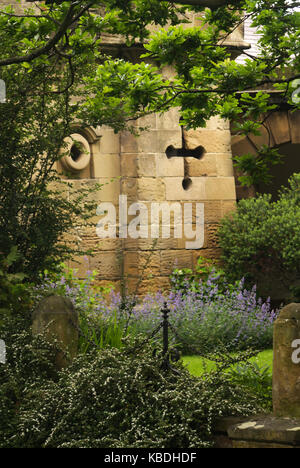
226,303,300,448
32,295,78,370
273,302,300,417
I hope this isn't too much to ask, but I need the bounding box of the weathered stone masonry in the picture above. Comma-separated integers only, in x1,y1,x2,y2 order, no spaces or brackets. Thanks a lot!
57,11,247,295
2,2,258,295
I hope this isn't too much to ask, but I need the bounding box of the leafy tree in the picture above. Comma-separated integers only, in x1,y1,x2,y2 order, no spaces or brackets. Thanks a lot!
0,43,103,280
0,0,299,280
1,1,299,134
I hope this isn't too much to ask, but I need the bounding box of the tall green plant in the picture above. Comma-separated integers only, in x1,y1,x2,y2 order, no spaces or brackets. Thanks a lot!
0,247,32,321
218,173,300,301
0,42,102,282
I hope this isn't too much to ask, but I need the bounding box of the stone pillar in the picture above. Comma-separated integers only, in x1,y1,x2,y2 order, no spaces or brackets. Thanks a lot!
273,303,300,417
32,295,78,370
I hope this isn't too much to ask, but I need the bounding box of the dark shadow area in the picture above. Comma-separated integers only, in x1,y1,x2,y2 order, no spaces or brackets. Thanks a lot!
182,177,192,191
256,143,300,200
166,145,205,160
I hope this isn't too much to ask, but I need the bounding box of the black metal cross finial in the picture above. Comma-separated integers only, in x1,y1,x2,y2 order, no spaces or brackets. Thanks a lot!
161,302,169,370
160,302,180,373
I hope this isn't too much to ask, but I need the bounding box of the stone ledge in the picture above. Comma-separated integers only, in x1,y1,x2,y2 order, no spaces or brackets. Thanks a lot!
227,415,300,448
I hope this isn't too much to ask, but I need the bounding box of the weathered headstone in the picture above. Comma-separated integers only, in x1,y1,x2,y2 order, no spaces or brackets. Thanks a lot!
217,303,300,448
32,295,78,370
273,303,300,418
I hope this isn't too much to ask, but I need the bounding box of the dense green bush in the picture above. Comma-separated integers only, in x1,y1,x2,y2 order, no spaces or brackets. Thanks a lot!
0,315,59,446
0,317,266,449
0,248,33,323
218,173,300,301
170,255,235,297
227,362,272,412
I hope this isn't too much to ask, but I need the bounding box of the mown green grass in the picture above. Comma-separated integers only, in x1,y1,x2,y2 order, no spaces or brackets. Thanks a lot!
182,349,273,377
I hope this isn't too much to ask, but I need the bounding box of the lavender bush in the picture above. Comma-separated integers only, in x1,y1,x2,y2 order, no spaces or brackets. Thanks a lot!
34,266,278,355
123,277,278,354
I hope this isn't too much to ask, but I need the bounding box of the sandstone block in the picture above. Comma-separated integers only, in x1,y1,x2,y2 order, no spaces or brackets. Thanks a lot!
156,153,184,177
193,200,222,223
164,200,221,225
183,128,232,153
215,153,234,177
98,128,120,154
126,276,170,296
136,113,157,129
69,256,90,278
120,130,159,153
94,238,121,251
120,154,138,177
205,177,236,200
124,235,178,251
156,107,181,130
176,222,217,250
157,129,182,153
137,178,166,201
160,250,193,275
70,178,120,204
221,200,237,217
231,134,257,158
165,177,206,201
138,276,171,296
228,416,300,448
89,251,121,279
204,116,230,131
93,153,120,178
124,251,161,277
185,154,217,177
137,154,157,177
121,177,138,201
192,249,222,267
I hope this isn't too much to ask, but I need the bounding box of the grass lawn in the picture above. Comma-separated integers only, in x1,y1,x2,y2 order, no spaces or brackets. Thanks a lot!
182,349,273,377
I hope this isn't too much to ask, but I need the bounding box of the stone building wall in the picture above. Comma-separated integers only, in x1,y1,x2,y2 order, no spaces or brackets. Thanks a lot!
62,11,247,295
64,117,237,297
2,1,249,295
61,113,238,296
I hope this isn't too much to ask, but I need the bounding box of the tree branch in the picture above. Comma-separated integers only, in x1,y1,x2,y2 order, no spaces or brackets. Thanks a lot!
155,0,238,8
0,1,99,67
0,5,76,67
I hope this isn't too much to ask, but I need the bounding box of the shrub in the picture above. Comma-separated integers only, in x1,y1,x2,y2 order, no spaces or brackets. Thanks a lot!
227,362,272,412
0,46,101,283
0,315,59,447
218,173,300,302
128,279,277,354
0,248,32,323
34,265,278,355
0,320,265,449
34,262,113,316
58,277,277,355
170,255,234,297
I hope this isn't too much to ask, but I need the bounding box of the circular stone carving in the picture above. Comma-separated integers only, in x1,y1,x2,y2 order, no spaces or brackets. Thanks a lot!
60,133,91,172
